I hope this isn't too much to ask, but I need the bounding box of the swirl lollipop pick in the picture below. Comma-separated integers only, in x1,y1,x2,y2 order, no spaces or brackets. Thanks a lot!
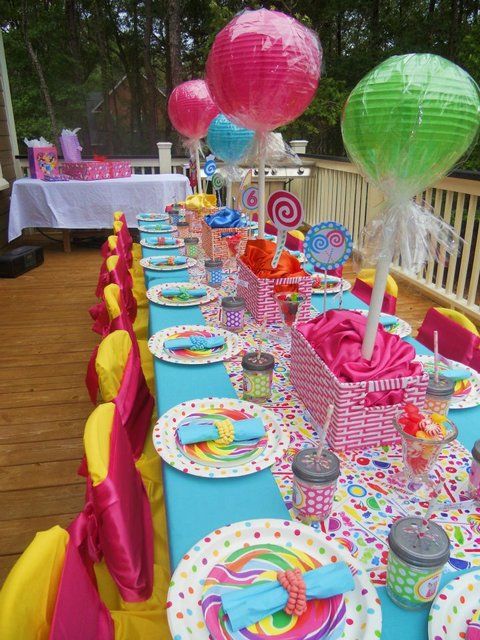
267,191,304,268
212,172,226,207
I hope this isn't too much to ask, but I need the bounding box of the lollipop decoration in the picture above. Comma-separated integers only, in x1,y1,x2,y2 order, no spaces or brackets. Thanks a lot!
204,154,217,180
212,172,226,206
167,79,219,194
267,190,304,268
342,54,480,359
241,186,259,212
206,8,322,238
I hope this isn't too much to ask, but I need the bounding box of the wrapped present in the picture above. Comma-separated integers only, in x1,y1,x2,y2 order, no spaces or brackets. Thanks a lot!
25,138,59,179
290,310,429,451
236,240,312,323
62,161,111,181
108,160,132,179
59,128,82,162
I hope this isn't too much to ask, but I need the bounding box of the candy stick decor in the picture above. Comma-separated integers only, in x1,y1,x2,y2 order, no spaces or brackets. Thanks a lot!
316,403,334,461
434,330,439,384
267,190,304,267
418,482,443,539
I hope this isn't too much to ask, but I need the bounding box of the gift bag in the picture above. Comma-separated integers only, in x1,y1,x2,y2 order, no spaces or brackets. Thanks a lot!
25,138,59,179
59,128,82,162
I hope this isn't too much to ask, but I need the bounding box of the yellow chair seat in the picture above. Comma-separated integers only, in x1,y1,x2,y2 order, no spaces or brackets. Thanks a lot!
133,306,149,341
358,268,398,298
139,339,155,396
435,307,479,336
132,243,143,261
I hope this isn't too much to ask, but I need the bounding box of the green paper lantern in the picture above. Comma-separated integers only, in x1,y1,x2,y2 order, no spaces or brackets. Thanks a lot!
341,54,480,199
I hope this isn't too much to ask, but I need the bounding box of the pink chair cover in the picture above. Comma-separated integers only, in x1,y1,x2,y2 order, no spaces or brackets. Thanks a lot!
83,407,154,602
50,515,114,640
85,343,153,461
351,277,397,314
417,308,480,372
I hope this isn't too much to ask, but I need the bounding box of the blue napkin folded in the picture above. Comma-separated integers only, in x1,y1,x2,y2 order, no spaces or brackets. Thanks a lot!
161,287,207,298
177,417,265,445
164,335,225,351
441,368,472,381
142,223,171,231
150,256,187,265
379,314,399,328
205,208,247,228
222,562,354,632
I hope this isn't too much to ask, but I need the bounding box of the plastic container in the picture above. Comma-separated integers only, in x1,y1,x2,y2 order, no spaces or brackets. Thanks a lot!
242,352,274,403
469,439,480,502
386,516,450,610
177,220,190,239
221,296,246,332
424,374,455,416
205,258,223,288
292,448,340,524
184,236,199,259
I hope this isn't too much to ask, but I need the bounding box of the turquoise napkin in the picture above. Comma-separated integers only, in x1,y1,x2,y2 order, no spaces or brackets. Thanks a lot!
442,368,472,381
152,236,176,245
177,417,265,445
161,287,207,298
150,256,187,265
142,223,171,231
164,335,225,351
379,314,399,328
222,562,355,632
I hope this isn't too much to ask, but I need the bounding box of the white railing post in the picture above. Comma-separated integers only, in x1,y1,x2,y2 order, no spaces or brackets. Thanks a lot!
157,142,172,173
289,139,308,155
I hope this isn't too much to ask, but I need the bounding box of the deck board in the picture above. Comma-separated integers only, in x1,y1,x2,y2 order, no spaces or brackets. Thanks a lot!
0,236,434,586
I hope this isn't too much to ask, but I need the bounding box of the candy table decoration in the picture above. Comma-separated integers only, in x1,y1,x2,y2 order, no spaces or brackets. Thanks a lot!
267,190,304,268
206,8,321,238
221,296,246,333
167,79,219,194
341,54,480,360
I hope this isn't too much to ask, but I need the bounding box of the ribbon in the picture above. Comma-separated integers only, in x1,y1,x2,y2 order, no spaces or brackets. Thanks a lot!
204,208,246,228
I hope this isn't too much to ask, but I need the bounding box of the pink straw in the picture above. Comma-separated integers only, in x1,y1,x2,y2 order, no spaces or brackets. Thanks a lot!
418,482,442,539
316,404,334,460
433,330,439,385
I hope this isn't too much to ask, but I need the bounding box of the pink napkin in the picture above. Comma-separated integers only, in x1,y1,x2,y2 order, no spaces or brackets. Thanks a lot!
297,310,422,406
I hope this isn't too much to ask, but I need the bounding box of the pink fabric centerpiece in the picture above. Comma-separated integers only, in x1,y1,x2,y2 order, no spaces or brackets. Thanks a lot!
297,309,422,406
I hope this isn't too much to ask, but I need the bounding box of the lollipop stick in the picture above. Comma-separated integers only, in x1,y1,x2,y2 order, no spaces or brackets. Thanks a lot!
361,253,392,360
257,146,266,239
271,229,287,268
434,330,439,384
316,404,334,460
226,179,232,209
195,145,202,195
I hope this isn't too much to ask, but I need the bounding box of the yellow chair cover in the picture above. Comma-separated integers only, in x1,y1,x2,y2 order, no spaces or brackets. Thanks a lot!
358,268,399,298
180,193,217,212
132,243,142,261
113,211,124,221
289,230,305,241
435,307,479,336
95,330,132,403
84,402,115,484
108,235,119,252
0,526,68,640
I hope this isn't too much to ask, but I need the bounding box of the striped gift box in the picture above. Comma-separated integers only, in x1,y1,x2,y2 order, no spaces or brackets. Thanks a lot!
290,326,429,451
236,260,313,324
201,218,249,260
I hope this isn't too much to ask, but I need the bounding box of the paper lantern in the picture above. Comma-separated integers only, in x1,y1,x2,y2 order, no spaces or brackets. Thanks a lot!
342,54,480,199
167,79,219,141
207,114,255,164
206,8,322,132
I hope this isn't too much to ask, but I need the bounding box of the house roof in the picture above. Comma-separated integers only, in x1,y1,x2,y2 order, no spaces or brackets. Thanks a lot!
91,75,166,113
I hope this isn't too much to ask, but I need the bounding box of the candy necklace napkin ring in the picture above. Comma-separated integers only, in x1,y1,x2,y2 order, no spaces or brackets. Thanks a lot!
167,256,176,265
189,335,209,350
214,419,235,445
178,287,193,300
277,569,307,617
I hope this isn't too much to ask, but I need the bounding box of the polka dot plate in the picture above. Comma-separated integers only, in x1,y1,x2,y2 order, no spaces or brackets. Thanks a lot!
352,309,412,339
146,282,218,307
311,276,352,296
139,256,197,272
415,355,480,410
136,212,169,222
140,238,185,250
138,223,177,233
167,518,382,640
148,324,242,365
153,398,290,478
428,570,480,640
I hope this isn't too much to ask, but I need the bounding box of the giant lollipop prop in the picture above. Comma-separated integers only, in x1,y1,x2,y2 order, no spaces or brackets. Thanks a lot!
342,54,480,360
268,190,304,267
206,8,321,238
167,79,219,194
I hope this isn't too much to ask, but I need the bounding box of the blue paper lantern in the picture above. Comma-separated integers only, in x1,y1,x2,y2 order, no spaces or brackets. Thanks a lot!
206,114,255,164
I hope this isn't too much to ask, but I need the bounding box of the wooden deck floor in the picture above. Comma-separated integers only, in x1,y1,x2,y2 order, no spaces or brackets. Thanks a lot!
0,237,434,585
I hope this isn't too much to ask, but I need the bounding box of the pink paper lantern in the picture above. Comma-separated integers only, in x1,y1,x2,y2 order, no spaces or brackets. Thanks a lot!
167,79,219,140
206,8,322,132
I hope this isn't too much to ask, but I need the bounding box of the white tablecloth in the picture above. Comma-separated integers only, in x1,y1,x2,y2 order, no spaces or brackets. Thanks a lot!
8,174,192,241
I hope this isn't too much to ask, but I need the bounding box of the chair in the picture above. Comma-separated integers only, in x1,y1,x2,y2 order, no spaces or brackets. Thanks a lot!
86,330,153,461
417,307,480,372
0,525,114,640
351,268,398,314
83,403,154,602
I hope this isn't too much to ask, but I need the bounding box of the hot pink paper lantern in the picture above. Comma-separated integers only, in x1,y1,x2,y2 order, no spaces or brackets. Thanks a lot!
206,8,322,132
167,79,219,140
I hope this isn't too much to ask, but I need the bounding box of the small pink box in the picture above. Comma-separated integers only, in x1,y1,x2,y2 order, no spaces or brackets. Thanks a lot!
201,218,248,260
236,259,312,324
62,161,111,180
28,146,59,179
108,160,132,178
290,326,429,451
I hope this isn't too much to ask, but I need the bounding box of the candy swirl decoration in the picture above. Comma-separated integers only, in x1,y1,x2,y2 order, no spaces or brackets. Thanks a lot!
204,155,217,179
304,221,353,270
212,172,226,191
207,114,255,164
176,407,267,468
241,186,259,211
267,190,304,268
201,543,346,639
205,9,322,132
167,79,219,141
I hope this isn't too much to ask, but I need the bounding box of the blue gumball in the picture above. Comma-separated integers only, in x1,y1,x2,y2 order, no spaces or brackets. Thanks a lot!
206,114,255,165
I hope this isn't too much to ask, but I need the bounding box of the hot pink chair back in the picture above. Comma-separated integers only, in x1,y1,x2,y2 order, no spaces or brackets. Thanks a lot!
52,516,114,640
417,308,480,372
351,277,397,314
83,404,154,602
90,256,137,336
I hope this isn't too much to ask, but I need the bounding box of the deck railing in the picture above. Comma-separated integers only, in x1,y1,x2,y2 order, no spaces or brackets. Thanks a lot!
16,144,480,322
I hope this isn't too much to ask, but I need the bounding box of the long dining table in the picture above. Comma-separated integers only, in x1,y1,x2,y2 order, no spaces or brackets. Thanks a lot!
141,238,479,640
